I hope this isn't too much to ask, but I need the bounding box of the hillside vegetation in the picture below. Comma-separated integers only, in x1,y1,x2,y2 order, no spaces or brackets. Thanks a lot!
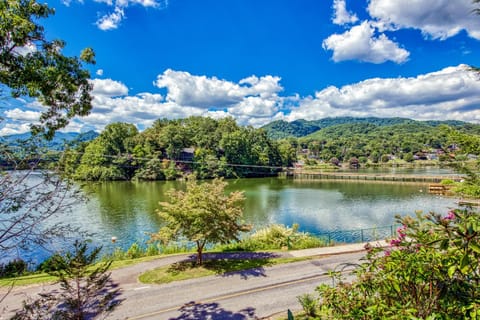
2,116,479,180
59,117,295,181
294,120,480,163
262,117,476,139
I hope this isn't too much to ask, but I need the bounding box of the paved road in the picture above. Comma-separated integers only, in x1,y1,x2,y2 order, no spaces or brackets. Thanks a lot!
1,243,374,319
107,251,364,320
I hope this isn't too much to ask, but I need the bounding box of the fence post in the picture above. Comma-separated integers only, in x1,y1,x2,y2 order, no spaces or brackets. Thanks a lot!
361,229,364,243
390,225,394,237
287,236,291,250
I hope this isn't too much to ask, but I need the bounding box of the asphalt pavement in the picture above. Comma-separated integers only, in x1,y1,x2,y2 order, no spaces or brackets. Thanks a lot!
0,241,385,319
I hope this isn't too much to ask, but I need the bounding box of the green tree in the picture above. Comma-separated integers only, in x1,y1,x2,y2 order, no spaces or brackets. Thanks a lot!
1,0,95,138
152,177,251,264
134,158,165,181
13,240,119,320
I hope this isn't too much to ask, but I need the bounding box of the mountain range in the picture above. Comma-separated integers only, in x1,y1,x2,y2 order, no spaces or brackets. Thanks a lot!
260,117,473,139
0,130,99,150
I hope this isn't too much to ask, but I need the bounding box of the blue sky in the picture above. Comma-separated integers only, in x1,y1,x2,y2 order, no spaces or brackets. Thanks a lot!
3,0,480,134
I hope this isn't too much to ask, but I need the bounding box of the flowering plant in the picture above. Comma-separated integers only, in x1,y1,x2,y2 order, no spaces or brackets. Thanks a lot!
313,207,480,319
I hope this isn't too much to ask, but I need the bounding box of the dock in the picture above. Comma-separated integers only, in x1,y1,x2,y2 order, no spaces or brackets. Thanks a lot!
290,171,462,183
428,183,453,195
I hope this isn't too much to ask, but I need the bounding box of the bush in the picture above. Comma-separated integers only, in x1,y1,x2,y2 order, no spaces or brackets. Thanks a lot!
297,293,317,318
309,208,480,319
441,179,455,185
0,259,28,278
145,243,160,256
37,253,65,273
219,224,327,251
126,242,143,259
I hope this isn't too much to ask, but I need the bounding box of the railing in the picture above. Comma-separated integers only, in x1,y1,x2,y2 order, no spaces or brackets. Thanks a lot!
288,225,397,249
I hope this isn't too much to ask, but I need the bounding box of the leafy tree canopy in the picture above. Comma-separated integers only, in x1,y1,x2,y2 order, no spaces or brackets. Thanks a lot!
152,176,251,264
0,0,95,138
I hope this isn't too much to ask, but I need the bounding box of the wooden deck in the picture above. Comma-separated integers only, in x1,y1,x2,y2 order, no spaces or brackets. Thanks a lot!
290,171,463,183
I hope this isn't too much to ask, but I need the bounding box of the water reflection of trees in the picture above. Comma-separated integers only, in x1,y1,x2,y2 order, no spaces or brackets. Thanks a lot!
77,178,456,249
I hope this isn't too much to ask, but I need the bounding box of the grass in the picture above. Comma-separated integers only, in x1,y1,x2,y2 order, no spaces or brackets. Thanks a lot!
0,254,169,287
0,273,58,287
1,254,309,287
139,256,309,284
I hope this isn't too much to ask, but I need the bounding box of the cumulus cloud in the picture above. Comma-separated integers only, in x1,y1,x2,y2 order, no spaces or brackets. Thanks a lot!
2,67,479,135
90,78,129,97
94,0,114,5
0,123,33,136
287,65,480,123
323,21,409,63
368,0,480,40
96,7,125,31
4,108,41,122
96,69,104,76
91,0,168,31
12,42,37,56
154,70,283,108
324,0,480,63
332,0,358,25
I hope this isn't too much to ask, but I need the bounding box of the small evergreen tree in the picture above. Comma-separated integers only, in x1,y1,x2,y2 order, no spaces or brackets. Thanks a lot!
13,240,120,320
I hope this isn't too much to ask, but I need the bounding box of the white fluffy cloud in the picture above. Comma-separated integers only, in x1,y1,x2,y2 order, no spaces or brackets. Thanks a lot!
323,21,410,63
368,0,480,40
0,123,33,136
2,66,479,135
288,65,480,123
66,0,167,30
324,0,480,63
154,70,283,108
90,78,129,97
332,0,358,25
4,108,41,122
96,7,125,31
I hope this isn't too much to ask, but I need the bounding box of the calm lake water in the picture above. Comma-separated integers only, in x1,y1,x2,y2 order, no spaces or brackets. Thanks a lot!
77,177,456,250
9,171,461,264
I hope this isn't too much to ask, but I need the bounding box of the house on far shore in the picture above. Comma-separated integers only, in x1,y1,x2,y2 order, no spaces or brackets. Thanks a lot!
180,147,195,162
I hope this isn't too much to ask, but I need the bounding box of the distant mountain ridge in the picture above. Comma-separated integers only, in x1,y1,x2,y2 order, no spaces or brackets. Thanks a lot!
261,117,472,139
0,130,99,150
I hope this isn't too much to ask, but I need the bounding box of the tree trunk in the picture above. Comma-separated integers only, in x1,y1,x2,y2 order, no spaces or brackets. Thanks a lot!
196,241,204,265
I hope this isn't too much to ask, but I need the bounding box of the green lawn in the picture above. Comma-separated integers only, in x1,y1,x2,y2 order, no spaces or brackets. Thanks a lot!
139,257,309,284
0,254,167,287
1,254,308,287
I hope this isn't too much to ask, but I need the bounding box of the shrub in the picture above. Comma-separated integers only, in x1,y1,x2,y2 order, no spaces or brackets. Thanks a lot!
311,208,480,319
125,242,143,259
37,253,65,273
219,224,326,251
441,179,455,185
297,293,317,318
145,243,160,256
0,259,28,278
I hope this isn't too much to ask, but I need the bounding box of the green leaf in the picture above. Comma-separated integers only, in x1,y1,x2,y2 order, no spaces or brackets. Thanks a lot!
469,242,480,254
392,281,401,293
460,254,470,273
448,265,456,278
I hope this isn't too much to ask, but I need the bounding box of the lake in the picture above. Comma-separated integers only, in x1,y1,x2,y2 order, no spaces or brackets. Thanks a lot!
79,177,456,248
6,173,460,264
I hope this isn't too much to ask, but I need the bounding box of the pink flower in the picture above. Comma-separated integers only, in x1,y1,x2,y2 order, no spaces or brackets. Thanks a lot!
390,238,401,246
397,225,407,239
444,211,455,220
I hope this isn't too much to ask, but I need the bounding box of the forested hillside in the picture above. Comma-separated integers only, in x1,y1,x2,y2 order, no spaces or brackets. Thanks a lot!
60,117,296,181
262,117,475,139
297,121,480,163
0,130,99,150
